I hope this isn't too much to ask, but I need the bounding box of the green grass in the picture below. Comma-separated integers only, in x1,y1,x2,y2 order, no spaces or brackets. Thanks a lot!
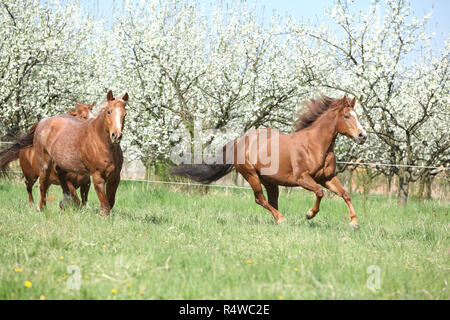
0,179,448,300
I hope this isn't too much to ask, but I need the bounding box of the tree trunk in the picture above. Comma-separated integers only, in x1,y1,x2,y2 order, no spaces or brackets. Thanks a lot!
397,169,409,205
145,164,152,180
417,176,425,199
425,175,432,199
144,162,153,192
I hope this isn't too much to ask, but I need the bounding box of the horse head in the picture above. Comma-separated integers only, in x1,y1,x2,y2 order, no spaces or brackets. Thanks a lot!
336,96,367,144
104,90,129,144
68,103,95,121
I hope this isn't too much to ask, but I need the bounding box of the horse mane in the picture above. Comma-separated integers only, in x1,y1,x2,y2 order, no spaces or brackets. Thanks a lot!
293,95,343,132
94,94,128,114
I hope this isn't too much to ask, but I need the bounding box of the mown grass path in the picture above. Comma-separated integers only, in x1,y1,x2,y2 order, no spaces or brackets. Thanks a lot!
0,180,448,299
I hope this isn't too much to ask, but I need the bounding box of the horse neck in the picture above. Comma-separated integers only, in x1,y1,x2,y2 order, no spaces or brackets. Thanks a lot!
89,110,111,146
298,110,338,154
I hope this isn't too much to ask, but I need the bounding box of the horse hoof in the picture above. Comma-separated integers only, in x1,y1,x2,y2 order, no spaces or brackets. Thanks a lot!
277,217,287,225
350,223,360,231
305,209,315,220
98,211,110,217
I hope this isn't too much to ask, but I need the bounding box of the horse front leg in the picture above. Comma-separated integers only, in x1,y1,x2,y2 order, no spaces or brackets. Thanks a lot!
295,173,323,220
323,175,359,229
106,173,120,210
92,173,110,216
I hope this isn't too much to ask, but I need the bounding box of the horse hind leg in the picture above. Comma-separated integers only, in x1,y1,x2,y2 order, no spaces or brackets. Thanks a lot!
80,180,90,207
38,164,52,211
25,177,37,204
238,167,286,224
56,168,80,209
66,180,82,208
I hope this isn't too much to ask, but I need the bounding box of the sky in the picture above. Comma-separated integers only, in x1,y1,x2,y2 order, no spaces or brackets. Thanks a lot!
80,0,449,49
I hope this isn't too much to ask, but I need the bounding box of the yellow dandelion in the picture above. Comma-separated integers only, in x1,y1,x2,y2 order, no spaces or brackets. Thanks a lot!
128,282,133,287
59,256,64,260
415,266,420,269
64,274,69,279
11,293,16,298
71,261,76,265
293,267,299,272
111,288,117,294
277,295,283,300
181,284,185,289
83,275,89,279
14,268,23,273
102,244,106,249
138,289,144,295
246,260,254,264
40,295,46,300
24,281,32,288
405,265,408,270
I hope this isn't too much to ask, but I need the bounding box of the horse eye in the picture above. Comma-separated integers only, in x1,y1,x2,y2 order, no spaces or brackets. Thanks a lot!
344,115,350,119
107,110,111,115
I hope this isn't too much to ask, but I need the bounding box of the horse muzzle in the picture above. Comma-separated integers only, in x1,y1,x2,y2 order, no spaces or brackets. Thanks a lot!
354,131,367,144
111,132,123,144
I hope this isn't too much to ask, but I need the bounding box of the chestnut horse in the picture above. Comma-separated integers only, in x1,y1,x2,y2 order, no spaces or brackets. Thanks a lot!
20,103,95,205
33,90,128,216
172,95,367,229
0,103,95,205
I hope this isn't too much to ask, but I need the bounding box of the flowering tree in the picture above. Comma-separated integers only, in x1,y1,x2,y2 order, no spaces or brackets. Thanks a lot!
1,0,447,203
295,0,449,203
0,0,107,137
112,0,318,170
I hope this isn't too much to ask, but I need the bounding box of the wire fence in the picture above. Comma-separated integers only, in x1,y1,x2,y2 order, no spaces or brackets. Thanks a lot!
1,142,448,195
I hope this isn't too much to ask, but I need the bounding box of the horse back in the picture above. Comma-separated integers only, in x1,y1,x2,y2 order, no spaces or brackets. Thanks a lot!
34,115,88,174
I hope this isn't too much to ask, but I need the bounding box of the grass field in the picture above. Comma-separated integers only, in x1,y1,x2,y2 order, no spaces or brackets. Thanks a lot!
0,178,448,300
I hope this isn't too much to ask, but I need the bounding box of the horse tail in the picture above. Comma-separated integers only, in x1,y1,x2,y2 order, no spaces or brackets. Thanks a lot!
171,141,235,184
0,123,38,174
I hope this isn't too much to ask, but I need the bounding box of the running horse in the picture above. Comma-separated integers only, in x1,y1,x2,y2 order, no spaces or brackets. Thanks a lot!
172,95,367,229
0,103,95,206
34,91,128,215
10,90,128,216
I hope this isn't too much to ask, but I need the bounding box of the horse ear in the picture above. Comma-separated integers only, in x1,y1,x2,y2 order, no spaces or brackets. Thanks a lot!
89,102,95,110
107,90,114,101
122,92,129,102
67,109,77,116
350,97,356,108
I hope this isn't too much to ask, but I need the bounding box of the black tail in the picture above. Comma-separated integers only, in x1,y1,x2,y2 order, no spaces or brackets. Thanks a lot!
171,142,234,184
0,123,38,174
